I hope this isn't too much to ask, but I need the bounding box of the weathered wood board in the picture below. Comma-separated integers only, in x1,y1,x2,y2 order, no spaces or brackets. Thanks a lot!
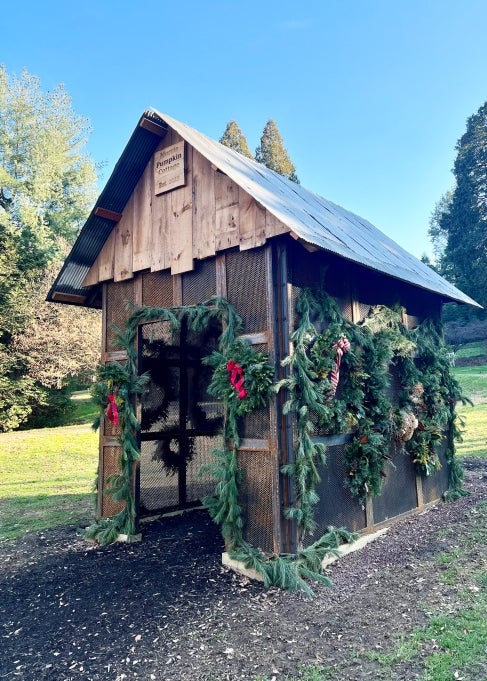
82,131,290,286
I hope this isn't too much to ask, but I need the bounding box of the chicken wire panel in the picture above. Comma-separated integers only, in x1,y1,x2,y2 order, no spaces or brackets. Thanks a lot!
420,438,451,505
104,413,123,439
240,405,272,440
140,321,181,434
139,320,223,435
138,316,224,514
185,434,223,504
142,270,173,308
355,302,372,323
139,439,179,512
338,296,353,322
226,248,268,334
106,280,135,351
101,446,125,517
238,450,275,554
310,443,367,541
182,259,216,306
139,436,222,513
372,442,418,524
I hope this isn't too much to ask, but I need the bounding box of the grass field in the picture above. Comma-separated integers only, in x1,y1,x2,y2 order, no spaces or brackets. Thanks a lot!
454,340,487,359
453,344,487,458
0,393,99,539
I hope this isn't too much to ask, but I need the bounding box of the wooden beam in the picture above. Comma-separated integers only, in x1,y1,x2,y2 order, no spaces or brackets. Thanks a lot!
238,331,268,345
51,292,87,304
238,439,270,451
94,207,123,222
139,117,167,137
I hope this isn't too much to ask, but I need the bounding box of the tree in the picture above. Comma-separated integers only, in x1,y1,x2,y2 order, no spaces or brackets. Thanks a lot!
255,119,300,183
429,101,487,307
219,120,253,158
0,66,99,430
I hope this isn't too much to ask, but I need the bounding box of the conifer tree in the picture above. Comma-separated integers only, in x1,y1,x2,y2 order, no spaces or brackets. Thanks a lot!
255,119,300,183
219,120,253,158
429,101,487,307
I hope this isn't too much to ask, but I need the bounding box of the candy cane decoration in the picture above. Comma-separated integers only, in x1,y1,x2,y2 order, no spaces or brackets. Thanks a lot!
226,360,247,399
328,336,351,398
106,392,120,426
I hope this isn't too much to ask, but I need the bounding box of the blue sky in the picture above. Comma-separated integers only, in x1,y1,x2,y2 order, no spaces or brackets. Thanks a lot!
3,0,487,258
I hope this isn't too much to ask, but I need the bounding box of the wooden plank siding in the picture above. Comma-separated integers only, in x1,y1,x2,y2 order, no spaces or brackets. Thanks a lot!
83,134,289,287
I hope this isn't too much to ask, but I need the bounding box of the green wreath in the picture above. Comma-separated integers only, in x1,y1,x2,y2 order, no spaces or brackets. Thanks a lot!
204,338,274,416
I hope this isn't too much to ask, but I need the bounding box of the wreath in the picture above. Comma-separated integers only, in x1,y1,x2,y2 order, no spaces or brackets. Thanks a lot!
203,338,274,416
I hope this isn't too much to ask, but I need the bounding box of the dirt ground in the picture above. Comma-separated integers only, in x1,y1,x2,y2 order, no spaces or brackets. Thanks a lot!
1,458,486,681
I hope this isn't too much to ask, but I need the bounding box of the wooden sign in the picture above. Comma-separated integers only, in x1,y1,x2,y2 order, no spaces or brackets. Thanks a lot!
154,141,185,195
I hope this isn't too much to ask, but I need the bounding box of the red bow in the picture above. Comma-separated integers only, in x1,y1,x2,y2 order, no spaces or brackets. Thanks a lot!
226,360,247,399
106,392,119,426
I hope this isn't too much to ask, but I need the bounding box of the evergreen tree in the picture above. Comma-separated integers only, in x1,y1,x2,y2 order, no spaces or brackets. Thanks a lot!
429,101,487,307
255,119,300,183
0,66,98,430
219,120,253,158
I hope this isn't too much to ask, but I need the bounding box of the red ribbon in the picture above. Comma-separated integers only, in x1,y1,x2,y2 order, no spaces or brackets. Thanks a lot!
226,360,247,399
328,336,351,398
106,392,119,426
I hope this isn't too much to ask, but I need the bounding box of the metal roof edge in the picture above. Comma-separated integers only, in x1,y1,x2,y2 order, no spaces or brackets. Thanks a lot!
47,112,167,304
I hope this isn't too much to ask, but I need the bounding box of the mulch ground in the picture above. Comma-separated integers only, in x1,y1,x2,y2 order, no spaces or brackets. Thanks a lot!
1,458,486,681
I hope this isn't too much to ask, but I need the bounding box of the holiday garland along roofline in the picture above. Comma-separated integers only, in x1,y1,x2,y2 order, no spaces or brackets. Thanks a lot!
87,290,468,594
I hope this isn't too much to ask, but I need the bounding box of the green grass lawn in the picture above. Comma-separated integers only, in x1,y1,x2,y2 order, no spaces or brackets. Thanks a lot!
452,362,487,458
452,365,487,403
0,393,98,540
456,402,487,458
453,340,487,359
68,389,99,424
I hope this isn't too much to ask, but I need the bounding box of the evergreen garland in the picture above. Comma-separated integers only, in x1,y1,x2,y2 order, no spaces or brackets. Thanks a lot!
395,319,470,496
88,361,150,544
277,289,468,525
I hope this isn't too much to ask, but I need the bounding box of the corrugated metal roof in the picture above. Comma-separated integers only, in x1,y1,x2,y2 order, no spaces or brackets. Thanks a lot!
48,109,480,308
155,110,479,307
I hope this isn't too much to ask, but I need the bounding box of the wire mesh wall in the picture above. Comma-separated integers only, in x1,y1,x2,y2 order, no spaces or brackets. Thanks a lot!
371,442,419,524
100,445,126,517
226,248,269,333
237,449,276,554
142,270,173,308
182,259,216,305
311,440,367,539
106,280,135,351
420,437,450,505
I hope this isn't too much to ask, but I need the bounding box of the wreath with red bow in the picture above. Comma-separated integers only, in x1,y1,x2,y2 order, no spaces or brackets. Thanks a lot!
204,339,274,416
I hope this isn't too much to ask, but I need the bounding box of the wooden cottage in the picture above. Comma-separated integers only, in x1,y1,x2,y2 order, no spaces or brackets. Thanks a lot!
48,110,478,557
